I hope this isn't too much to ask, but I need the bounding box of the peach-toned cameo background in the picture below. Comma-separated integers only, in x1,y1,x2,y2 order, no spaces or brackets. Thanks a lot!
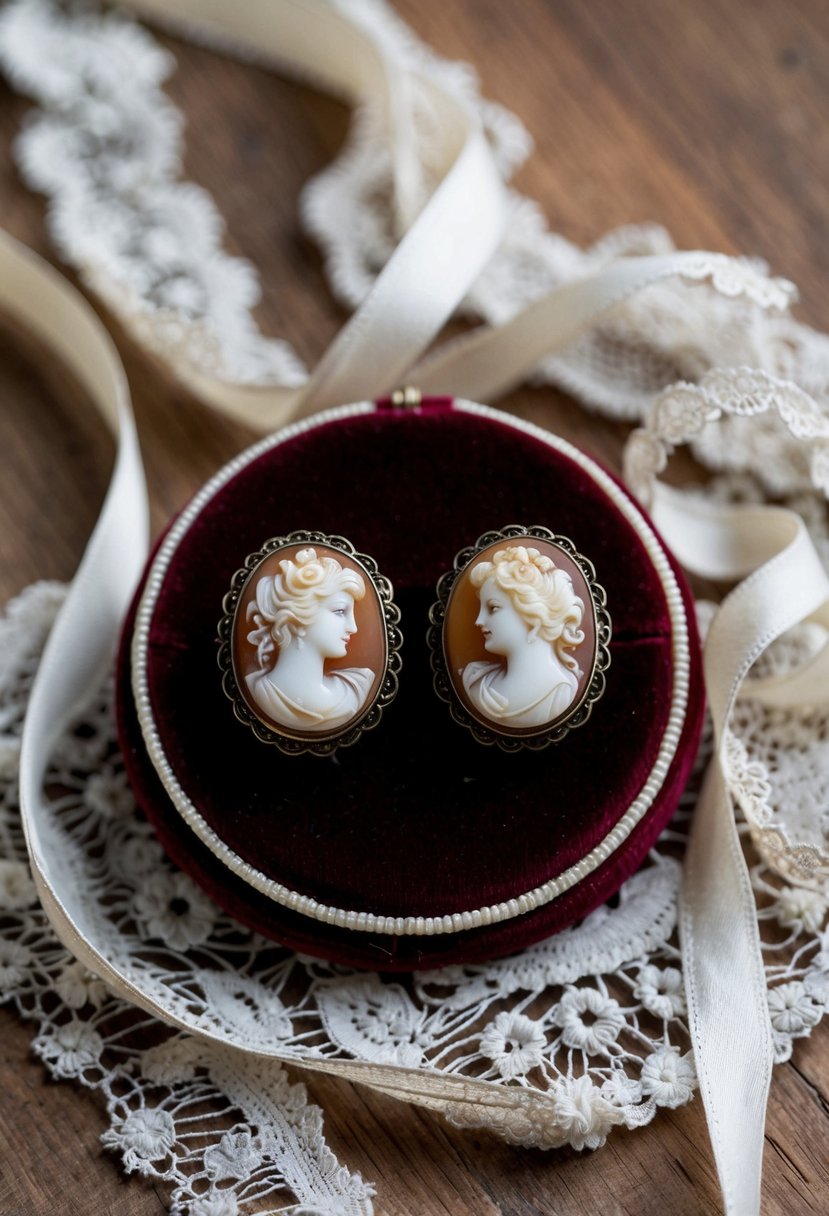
232,543,387,738
443,536,597,735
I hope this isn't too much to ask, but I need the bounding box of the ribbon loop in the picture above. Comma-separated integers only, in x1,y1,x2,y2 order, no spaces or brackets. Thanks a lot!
4,6,827,1214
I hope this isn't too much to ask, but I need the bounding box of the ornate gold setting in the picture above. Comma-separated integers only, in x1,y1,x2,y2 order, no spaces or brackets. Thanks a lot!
428,525,611,750
218,531,402,756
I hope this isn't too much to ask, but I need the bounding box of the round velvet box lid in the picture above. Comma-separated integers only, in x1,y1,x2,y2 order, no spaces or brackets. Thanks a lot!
116,398,704,971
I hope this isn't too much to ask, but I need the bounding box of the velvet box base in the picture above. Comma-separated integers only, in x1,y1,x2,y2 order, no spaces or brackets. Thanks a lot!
116,399,704,971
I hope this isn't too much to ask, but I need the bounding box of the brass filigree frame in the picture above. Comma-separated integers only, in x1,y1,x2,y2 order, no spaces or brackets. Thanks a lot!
427,525,611,751
218,530,403,757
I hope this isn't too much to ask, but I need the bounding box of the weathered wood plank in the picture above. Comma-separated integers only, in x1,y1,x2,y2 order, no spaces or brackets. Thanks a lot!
0,1,827,1212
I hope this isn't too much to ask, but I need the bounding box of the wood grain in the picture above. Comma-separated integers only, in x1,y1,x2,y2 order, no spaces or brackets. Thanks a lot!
1,1,828,1212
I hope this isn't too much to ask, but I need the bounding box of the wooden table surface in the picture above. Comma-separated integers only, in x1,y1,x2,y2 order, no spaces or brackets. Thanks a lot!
1,1,829,1213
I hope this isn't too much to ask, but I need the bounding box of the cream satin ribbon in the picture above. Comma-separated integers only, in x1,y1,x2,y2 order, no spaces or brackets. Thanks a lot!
118,0,510,424
655,486,829,1216
4,2,829,1212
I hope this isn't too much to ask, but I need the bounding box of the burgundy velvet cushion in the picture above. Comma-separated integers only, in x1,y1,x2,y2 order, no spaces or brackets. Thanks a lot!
116,400,704,971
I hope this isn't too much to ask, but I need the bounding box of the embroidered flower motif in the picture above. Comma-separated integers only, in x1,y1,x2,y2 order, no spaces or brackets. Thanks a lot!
102,1107,177,1173
550,1074,626,1150
203,1128,261,1182
54,960,109,1010
0,859,37,910
775,382,829,441
84,768,134,819
0,939,32,991
34,1018,104,1079
652,385,717,444
132,871,216,951
600,1071,643,1107
767,981,823,1035
774,886,828,935
553,988,625,1055
633,965,685,1020
479,1011,546,1079
640,1047,696,1108
109,830,165,880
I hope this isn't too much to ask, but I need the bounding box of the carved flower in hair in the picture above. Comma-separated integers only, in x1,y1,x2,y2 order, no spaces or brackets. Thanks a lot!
500,545,530,565
287,548,327,588
532,549,555,573
496,546,554,581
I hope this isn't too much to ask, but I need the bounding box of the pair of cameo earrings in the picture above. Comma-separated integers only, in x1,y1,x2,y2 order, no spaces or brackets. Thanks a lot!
218,526,611,756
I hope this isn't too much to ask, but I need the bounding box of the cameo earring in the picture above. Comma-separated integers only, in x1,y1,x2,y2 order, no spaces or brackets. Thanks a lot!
427,525,611,750
218,531,402,756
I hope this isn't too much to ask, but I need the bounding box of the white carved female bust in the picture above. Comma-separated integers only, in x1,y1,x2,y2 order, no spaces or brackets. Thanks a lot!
461,545,586,730
244,547,374,733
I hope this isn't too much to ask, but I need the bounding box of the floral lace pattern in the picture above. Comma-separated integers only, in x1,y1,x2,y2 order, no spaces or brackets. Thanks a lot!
624,366,829,506
2,0,829,1212
0,0,307,387
624,365,829,894
0,584,374,1216
0,0,819,435
0,584,827,1210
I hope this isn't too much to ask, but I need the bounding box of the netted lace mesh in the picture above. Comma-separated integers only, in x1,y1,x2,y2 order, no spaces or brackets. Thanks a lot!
0,1,828,1211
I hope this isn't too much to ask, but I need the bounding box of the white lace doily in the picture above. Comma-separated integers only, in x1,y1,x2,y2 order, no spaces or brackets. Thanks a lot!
0,581,827,1213
1,1,829,1213
1,0,823,440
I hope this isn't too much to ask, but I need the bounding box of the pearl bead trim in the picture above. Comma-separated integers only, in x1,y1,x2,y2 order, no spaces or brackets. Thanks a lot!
132,401,691,936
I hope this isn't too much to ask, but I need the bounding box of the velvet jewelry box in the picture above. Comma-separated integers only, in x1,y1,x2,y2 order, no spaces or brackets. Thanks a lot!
116,398,704,971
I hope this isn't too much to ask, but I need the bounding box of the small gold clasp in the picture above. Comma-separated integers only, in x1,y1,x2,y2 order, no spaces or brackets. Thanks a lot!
390,385,422,409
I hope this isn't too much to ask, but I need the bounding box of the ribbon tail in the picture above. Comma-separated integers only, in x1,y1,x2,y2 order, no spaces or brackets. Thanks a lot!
680,759,773,1216
656,491,829,1215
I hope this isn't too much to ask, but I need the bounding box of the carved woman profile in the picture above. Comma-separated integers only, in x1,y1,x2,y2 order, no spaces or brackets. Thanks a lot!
461,545,586,730
244,547,374,733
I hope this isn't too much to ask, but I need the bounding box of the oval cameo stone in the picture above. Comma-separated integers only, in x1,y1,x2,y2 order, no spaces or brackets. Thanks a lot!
219,534,401,755
434,529,609,747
